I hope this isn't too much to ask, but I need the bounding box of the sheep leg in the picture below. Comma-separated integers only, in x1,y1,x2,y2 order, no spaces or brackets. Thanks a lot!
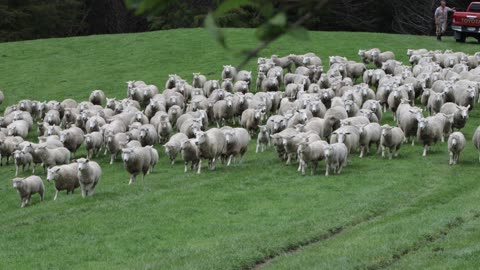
227,155,233,166
311,161,318,176
286,154,291,165
184,162,188,173
301,160,306,176
128,174,135,185
110,154,115,165
381,146,386,159
395,147,400,157
256,143,260,153
15,164,19,177
197,160,202,174
359,147,364,158
325,164,330,176
81,184,87,198
389,147,393,160
54,189,59,201
411,137,415,146
32,164,36,174
422,146,428,157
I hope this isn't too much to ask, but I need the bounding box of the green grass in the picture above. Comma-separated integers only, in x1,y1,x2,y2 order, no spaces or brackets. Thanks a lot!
1,28,480,270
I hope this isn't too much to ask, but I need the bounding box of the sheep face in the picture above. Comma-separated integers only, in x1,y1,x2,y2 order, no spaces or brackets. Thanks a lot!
12,178,24,189
46,167,61,182
194,131,207,145
122,149,133,162
77,159,89,172
60,132,70,143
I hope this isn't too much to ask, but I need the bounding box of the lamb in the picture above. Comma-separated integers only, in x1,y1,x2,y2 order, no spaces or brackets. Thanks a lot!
139,124,158,146
222,65,237,80
472,126,480,162
256,125,270,153
324,143,348,176
447,132,466,165
13,149,32,176
12,111,33,130
417,116,444,156
180,138,200,173
89,90,106,106
44,110,61,126
222,127,250,165
0,136,24,165
46,124,62,136
194,128,226,174
427,91,446,115
84,132,103,159
60,126,84,157
46,163,80,200
12,176,44,208
76,158,101,197
387,88,409,121
266,115,287,135
358,123,382,158
106,132,128,164
323,106,348,131
439,103,470,130
297,139,328,176
241,108,263,135
344,100,359,117
380,125,405,159
7,120,29,139
34,146,70,171
372,51,396,68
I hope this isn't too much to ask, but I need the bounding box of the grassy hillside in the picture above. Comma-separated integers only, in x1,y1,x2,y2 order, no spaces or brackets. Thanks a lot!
1,29,480,270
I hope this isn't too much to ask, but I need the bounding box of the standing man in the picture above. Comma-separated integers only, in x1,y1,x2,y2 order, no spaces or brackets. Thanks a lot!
435,0,456,41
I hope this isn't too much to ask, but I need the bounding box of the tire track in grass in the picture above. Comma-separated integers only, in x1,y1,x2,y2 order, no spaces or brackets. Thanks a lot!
250,171,480,270
250,209,387,270
365,211,480,270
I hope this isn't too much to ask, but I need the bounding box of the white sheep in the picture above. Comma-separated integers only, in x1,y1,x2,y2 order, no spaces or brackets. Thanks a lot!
358,123,382,158
89,90,106,106
12,176,44,208
46,163,80,200
417,116,444,156
448,132,466,165
76,158,101,197
241,108,263,135
60,126,84,157
324,143,348,176
34,146,70,171
164,133,188,165
192,73,207,88
256,125,270,153
194,128,226,174
121,147,152,184
222,127,250,165
84,132,103,159
222,65,237,80
13,149,32,176
180,138,200,173
297,139,328,176
380,125,404,159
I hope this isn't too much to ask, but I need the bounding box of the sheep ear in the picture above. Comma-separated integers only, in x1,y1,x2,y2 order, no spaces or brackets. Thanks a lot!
85,159,89,163
54,167,61,172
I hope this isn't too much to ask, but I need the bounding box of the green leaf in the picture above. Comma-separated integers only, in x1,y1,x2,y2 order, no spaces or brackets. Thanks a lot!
255,23,286,42
214,0,253,17
288,26,309,40
268,12,287,27
204,13,227,48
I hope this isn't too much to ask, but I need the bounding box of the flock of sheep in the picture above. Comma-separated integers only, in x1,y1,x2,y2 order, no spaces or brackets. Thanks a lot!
3,47,480,208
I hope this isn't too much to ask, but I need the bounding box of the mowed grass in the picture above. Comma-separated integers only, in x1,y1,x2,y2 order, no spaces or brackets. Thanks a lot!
1,29,480,269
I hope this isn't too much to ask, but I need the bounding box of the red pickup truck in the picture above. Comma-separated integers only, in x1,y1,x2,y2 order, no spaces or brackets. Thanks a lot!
452,2,480,42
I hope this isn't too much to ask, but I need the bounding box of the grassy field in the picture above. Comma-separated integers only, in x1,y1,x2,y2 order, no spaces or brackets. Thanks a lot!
1,28,480,269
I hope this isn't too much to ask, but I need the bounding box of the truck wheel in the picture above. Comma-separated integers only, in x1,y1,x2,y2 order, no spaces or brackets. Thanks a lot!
455,31,466,43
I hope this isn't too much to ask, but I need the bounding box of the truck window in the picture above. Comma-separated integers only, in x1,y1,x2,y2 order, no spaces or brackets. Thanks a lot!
470,3,480,12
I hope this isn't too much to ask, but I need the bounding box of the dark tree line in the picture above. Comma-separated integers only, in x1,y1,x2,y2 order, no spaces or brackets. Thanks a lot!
0,0,472,42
